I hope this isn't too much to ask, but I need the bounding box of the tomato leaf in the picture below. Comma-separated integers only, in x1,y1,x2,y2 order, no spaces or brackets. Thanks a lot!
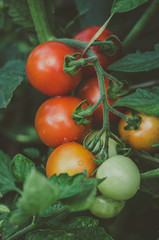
111,0,149,13
108,44,159,72
0,150,18,196
6,0,34,29
49,173,99,211
0,59,26,109
112,87,159,116
18,169,59,216
11,154,35,183
25,229,74,240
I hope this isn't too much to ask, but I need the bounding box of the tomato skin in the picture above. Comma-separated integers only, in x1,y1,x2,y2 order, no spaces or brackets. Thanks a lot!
86,130,118,159
89,195,125,219
118,111,159,152
35,96,92,148
73,26,121,78
26,41,82,96
77,77,125,127
96,155,140,200
46,142,97,177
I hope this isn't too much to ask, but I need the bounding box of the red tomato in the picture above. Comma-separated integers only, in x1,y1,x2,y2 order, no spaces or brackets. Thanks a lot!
73,26,121,78
77,77,125,127
35,96,92,148
26,41,83,96
46,142,97,177
118,111,159,152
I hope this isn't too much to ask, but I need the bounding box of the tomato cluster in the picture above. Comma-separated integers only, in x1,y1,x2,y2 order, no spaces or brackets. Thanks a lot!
26,26,145,219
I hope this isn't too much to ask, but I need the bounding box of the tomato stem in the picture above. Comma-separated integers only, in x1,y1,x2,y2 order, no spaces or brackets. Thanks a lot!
122,0,159,53
27,0,55,43
7,222,36,240
141,168,159,179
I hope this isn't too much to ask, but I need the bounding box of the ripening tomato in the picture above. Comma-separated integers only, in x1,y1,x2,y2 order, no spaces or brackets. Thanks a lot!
73,26,121,78
96,155,140,200
118,111,159,152
77,76,125,127
35,96,92,148
89,195,126,219
26,41,83,96
46,142,97,177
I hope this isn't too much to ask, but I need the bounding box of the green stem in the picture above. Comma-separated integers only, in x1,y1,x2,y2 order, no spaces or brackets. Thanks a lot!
7,223,35,240
141,168,159,180
27,0,55,43
122,0,159,53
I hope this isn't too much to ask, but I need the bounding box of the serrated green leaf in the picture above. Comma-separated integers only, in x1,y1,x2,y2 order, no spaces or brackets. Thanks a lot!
25,229,75,240
11,154,35,183
67,216,99,231
73,227,114,240
0,150,18,196
49,172,87,199
18,169,59,216
112,87,159,116
111,0,149,13
0,60,26,109
62,178,98,211
7,0,34,29
1,215,19,239
108,44,159,72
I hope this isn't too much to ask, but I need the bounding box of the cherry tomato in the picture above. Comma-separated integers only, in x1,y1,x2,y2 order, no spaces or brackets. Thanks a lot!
46,142,97,177
73,26,121,78
35,96,91,148
86,130,119,159
118,111,159,152
96,155,140,200
77,76,125,127
89,195,125,219
26,41,82,96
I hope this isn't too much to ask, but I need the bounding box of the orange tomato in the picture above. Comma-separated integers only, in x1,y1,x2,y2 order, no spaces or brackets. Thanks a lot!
118,111,159,152
46,142,97,177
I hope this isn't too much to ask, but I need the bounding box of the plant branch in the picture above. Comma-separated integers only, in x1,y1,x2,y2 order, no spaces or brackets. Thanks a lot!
27,0,55,43
7,223,36,240
141,168,159,179
122,0,159,53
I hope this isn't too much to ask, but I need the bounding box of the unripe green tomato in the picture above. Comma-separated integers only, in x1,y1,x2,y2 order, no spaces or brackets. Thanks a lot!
89,195,125,219
86,130,118,159
96,155,141,200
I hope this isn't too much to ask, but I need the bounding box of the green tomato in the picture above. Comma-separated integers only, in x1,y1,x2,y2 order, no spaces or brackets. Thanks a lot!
86,130,118,159
96,155,141,200
89,195,125,219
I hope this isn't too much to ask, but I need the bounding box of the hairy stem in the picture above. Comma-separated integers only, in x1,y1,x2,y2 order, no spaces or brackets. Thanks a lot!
122,0,159,53
7,223,35,240
27,0,55,43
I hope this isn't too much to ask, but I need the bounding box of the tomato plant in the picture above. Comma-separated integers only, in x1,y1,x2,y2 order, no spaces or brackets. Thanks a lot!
46,142,97,177
73,25,121,78
26,41,83,96
96,155,141,200
35,96,92,148
118,111,159,152
77,76,125,127
89,195,126,219
85,130,119,159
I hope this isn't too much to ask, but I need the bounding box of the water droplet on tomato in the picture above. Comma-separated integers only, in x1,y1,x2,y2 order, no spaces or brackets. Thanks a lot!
78,161,83,166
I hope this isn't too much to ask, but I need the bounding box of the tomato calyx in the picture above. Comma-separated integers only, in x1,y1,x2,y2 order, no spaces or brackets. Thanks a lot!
63,53,97,75
124,111,142,130
108,80,129,101
72,100,93,125
99,35,121,57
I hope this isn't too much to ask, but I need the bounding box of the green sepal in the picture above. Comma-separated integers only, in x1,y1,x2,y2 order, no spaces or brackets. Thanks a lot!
124,111,142,130
108,80,129,100
72,100,93,125
100,35,121,57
